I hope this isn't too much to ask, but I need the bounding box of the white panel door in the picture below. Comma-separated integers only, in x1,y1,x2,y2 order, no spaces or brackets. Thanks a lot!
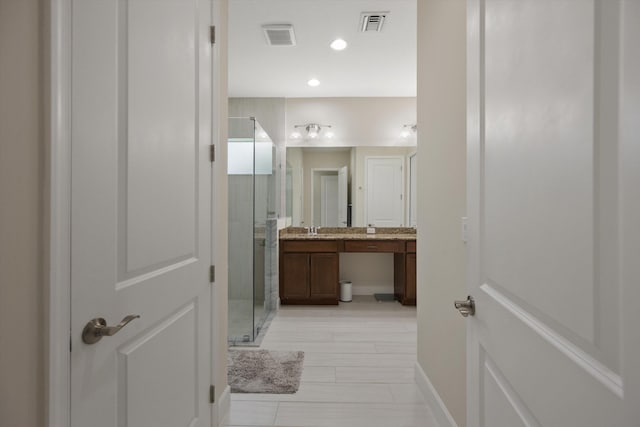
70,1,213,426
467,1,639,426
338,166,348,227
366,157,404,227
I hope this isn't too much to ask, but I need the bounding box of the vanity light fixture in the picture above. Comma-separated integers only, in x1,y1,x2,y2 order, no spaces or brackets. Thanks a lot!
401,124,417,138
307,78,320,87
294,123,332,139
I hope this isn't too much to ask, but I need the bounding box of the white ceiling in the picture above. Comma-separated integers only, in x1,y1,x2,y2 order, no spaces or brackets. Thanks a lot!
228,0,417,98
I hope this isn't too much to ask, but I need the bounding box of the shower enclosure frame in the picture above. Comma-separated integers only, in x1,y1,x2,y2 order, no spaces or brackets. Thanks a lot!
228,117,277,344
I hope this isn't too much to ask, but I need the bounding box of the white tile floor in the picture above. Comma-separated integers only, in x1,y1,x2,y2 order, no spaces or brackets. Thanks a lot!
223,295,440,427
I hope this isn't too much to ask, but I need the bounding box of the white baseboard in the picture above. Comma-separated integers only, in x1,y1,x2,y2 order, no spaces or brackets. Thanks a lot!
216,385,231,426
415,362,459,427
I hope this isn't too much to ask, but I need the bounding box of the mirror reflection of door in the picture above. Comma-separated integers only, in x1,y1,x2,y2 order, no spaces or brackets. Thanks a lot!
409,153,417,227
320,174,339,226
365,157,405,227
312,167,348,227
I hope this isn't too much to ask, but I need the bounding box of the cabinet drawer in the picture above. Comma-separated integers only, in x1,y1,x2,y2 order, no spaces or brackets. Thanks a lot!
406,241,416,253
282,240,338,253
343,240,404,253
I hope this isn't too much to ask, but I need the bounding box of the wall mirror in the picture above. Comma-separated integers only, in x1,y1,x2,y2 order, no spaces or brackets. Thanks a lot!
286,146,416,228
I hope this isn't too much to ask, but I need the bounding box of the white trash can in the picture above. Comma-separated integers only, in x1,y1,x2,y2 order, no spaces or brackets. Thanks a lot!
340,280,353,302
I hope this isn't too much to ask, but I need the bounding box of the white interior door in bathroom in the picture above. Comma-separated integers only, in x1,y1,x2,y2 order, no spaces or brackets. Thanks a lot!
366,157,404,227
69,1,214,426
466,1,640,426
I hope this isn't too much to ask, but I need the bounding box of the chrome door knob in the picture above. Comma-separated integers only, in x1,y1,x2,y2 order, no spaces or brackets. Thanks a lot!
454,296,475,317
82,315,140,344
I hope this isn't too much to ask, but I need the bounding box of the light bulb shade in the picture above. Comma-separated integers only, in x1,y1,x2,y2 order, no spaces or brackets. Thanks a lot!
306,124,321,138
401,124,417,138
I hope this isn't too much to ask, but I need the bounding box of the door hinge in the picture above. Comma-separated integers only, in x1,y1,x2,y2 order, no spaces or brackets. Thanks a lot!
210,385,215,403
209,265,215,283
210,144,215,162
209,26,216,44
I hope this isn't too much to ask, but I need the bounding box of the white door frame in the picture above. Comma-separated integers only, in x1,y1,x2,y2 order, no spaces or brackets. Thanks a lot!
407,151,417,227
363,156,405,227
48,2,72,425
47,1,226,425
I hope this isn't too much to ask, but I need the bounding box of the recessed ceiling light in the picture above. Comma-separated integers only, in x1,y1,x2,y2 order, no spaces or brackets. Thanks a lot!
307,78,320,87
330,38,348,51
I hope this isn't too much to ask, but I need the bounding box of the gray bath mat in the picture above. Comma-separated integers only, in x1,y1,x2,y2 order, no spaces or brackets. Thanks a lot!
374,293,396,302
228,349,304,394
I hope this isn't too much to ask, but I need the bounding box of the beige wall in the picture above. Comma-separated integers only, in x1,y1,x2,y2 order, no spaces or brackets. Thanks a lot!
416,0,467,426
285,97,416,147
0,0,45,426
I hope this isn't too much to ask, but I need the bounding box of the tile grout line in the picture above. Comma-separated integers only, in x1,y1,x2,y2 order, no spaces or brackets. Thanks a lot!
271,401,280,426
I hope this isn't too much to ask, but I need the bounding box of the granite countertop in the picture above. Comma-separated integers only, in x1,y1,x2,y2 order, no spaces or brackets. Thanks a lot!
279,227,416,241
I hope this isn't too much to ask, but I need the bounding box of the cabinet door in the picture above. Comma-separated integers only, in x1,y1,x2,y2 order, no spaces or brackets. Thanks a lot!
310,253,338,299
281,253,310,300
405,253,416,302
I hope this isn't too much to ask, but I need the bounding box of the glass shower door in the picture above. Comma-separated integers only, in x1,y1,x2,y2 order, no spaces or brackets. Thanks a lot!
228,117,276,344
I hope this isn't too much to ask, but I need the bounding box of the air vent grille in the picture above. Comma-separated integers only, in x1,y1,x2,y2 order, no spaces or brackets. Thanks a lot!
262,24,296,46
360,12,388,32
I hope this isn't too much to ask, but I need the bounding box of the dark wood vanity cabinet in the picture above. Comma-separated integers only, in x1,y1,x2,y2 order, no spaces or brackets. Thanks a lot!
394,241,416,305
280,253,310,300
280,237,415,306
280,241,339,304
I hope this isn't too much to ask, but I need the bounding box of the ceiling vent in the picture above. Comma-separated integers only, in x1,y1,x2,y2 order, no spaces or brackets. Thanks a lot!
360,12,388,32
262,24,296,46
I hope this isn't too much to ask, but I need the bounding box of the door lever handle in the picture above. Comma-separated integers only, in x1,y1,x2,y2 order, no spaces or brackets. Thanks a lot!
82,314,140,344
454,296,475,317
